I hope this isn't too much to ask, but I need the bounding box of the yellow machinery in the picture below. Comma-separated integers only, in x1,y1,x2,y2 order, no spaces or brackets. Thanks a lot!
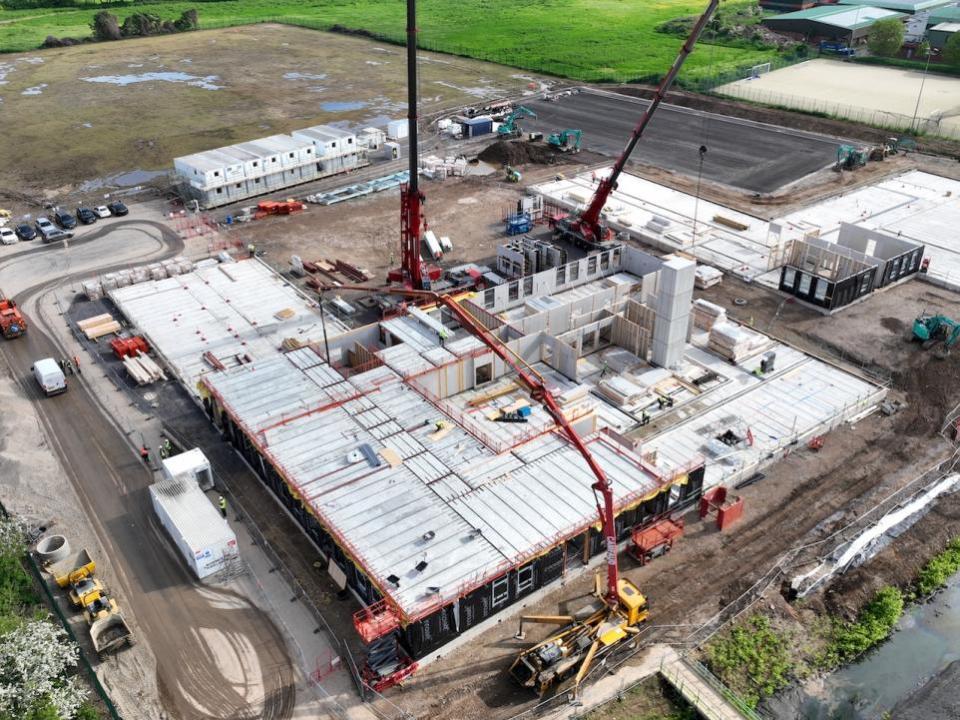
509,577,649,694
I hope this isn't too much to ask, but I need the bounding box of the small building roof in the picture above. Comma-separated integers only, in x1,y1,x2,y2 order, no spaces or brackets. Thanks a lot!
931,6,960,22
930,21,960,32
765,5,906,29
839,0,952,11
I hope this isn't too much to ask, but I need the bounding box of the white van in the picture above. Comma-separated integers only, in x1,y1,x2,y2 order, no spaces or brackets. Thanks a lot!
32,358,67,396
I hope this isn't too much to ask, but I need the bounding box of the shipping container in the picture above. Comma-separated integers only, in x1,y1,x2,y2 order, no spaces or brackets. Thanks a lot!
462,117,493,138
150,477,238,579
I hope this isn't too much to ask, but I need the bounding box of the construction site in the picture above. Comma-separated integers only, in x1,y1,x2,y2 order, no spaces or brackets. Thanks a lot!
3,1,960,720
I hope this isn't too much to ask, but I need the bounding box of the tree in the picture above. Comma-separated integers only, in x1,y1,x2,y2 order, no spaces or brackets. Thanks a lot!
867,18,905,57
944,33,960,66
90,11,121,42
0,620,86,719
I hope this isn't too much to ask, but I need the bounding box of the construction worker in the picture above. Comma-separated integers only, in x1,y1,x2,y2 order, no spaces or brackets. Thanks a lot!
73,356,81,374
161,437,173,458
600,361,608,379
438,328,448,347
247,243,256,258
640,410,650,426
139,445,150,464
218,495,227,519
58,358,66,373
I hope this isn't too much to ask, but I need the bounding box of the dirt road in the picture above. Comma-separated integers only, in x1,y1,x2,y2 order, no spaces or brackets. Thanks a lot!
0,221,296,720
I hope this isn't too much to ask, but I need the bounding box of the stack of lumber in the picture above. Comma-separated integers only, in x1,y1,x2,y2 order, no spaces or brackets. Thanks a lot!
597,376,646,408
692,299,726,331
78,314,121,340
123,351,167,385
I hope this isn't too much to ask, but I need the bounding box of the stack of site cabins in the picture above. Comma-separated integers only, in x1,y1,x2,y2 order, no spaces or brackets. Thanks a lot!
173,124,373,209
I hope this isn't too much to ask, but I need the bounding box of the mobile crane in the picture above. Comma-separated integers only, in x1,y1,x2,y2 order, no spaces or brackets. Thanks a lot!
553,0,721,251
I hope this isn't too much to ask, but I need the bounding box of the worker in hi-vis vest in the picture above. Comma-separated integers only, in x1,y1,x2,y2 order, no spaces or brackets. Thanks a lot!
218,495,227,519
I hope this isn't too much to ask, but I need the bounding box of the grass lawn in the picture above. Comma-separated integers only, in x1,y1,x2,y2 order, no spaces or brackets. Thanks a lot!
0,0,779,84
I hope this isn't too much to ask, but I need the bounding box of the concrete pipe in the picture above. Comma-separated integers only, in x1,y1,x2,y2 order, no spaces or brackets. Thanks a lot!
36,534,70,564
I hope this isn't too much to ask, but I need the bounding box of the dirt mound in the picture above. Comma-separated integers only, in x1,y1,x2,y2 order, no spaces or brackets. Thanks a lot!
880,317,908,334
893,353,960,436
478,140,556,166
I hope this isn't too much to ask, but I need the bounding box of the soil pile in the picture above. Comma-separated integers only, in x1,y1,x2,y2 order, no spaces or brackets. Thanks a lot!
478,140,556,166
893,353,960,436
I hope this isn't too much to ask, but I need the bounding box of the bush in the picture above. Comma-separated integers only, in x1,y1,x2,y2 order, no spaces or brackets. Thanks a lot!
867,18,905,57
944,33,960,67
705,615,795,708
90,11,121,41
916,537,960,595
821,586,903,668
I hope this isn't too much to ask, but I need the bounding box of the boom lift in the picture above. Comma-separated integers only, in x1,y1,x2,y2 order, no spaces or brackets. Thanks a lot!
498,106,538,138
552,0,721,250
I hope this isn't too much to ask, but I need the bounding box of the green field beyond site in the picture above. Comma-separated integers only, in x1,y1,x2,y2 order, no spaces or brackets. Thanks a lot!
0,0,778,83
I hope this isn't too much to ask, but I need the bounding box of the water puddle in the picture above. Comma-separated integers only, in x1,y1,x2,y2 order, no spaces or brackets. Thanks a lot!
320,101,368,112
283,71,327,81
21,84,47,96
432,80,501,99
792,577,960,719
79,169,167,192
81,72,223,90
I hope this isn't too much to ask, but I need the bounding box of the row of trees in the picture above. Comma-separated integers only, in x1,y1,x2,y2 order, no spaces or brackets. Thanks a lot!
868,18,960,65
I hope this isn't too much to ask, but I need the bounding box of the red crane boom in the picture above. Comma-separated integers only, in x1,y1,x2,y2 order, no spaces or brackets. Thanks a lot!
555,0,721,247
320,284,624,608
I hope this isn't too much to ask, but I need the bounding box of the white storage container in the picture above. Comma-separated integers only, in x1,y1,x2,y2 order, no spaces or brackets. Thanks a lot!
161,448,214,491
150,477,238,579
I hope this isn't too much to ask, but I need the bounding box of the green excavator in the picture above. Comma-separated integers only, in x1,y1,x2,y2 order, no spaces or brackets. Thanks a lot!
498,106,537,138
912,313,960,355
547,129,582,153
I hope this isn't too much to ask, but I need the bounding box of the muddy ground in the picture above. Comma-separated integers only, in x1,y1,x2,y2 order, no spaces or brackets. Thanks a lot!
0,24,551,198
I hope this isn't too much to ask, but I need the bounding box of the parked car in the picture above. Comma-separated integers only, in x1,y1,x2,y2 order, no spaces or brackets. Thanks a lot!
107,201,128,217
42,228,72,244
93,206,112,219
15,223,37,241
76,207,98,225
52,208,77,230
0,228,16,245
35,217,55,238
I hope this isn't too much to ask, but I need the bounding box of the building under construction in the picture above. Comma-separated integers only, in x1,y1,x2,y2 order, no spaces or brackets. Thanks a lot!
106,243,884,684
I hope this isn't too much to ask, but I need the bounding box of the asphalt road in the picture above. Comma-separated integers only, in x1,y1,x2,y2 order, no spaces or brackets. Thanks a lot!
520,89,840,193
0,222,296,720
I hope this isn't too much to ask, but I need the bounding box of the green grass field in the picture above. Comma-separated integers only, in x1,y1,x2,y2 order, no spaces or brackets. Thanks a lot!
0,0,779,84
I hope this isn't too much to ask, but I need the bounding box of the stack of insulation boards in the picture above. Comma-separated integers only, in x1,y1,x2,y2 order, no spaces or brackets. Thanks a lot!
708,322,766,363
123,351,166,386
81,257,194,301
77,313,121,340
692,299,726,331
150,475,238,580
598,375,647,407
694,265,723,289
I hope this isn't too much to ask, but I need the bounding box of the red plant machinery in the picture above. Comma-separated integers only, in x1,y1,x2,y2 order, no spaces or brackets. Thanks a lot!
552,0,720,251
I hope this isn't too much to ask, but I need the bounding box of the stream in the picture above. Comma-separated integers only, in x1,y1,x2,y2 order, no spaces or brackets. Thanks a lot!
772,576,960,719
